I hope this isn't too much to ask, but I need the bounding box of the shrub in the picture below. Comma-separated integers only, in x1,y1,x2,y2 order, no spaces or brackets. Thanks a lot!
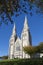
0,58,43,65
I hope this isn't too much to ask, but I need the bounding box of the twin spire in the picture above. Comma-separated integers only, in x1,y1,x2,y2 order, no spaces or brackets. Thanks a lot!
13,16,29,34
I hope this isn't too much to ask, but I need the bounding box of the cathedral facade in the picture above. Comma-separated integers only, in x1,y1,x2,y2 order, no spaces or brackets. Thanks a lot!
9,16,32,59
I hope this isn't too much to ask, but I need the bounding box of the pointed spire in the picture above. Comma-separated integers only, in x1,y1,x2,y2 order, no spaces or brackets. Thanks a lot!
23,16,29,30
13,23,16,31
24,16,28,25
12,23,16,34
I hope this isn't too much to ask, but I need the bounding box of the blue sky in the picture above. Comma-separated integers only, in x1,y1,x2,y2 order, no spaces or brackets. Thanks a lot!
0,13,43,56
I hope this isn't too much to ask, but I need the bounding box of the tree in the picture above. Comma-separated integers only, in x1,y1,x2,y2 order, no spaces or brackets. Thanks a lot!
23,42,43,58
23,45,38,58
1,55,8,59
0,0,43,25
37,42,43,53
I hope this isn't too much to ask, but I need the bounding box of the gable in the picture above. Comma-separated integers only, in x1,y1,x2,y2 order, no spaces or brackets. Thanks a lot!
15,37,22,51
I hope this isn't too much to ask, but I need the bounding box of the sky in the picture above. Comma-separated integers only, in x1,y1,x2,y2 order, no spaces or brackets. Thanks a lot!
0,13,43,56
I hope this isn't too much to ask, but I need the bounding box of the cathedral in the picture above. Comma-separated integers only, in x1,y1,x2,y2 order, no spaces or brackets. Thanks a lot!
9,16,32,59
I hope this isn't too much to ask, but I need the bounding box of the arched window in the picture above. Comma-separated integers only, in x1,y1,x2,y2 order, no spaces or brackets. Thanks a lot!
16,43,20,51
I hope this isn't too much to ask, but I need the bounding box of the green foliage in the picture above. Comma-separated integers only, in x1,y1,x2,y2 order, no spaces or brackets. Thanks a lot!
23,42,43,56
1,56,8,59
0,0,43,24
0,56,8,60
23,46,38,56
37,42,43,53
0,58,43,65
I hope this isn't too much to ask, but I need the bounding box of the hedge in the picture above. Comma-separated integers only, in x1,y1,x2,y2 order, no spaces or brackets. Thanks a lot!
0,58,43,65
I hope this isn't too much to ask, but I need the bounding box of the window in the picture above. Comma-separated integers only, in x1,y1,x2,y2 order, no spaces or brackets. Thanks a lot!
11,39,14,42
16,43,20,51
23,36,27,40
16,46,20,51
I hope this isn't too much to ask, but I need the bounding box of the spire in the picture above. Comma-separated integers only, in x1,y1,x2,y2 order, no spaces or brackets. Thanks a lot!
10,23,17,41
12,23,16,34
13,23,16,31
24,16,28,25
23,16,29,31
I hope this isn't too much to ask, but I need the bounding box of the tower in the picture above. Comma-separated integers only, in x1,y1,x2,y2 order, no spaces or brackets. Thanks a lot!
9,24,17,59
21,16,32,58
